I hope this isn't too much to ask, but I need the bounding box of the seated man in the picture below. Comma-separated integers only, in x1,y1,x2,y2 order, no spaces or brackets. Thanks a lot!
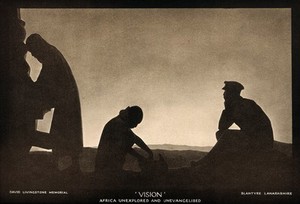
216,81,273,149
191,81,274,167
95,106,153,175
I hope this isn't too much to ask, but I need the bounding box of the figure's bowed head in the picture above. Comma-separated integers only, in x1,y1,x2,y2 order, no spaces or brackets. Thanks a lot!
122,106,143,128
26,33,50,63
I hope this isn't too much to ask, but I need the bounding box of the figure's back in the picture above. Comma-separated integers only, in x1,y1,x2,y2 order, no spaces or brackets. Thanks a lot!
95,116,129,173
234,98,274,148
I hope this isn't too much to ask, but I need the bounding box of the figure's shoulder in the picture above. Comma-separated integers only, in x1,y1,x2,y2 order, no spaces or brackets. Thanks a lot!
105,116,127,130
47,46,66,64
241,98,263,110
241,97,256,105
106,116,119,126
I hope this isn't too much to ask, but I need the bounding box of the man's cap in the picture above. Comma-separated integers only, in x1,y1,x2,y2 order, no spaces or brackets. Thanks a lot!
222,81,244,92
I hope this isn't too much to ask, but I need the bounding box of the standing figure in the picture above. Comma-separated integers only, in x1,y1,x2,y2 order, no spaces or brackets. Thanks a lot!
6,19,45,169
26,33,83,173
2,17,34,192
95,106,153,176
7,43,36,168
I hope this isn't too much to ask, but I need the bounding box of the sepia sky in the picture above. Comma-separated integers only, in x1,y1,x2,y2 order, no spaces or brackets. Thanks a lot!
21,9,292,147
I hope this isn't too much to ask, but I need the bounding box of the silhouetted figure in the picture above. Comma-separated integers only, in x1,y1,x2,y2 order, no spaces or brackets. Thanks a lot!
6,43,35,168
2,19,51,191
95,106,153,176
217,81,273,148
191,81,274,167
6,20,46,169
8,42,45,149
26,33,83,174
1,17,27,194
5,19,27,157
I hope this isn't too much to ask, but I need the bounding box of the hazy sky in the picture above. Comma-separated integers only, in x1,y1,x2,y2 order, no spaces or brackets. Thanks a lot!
21,9,292,147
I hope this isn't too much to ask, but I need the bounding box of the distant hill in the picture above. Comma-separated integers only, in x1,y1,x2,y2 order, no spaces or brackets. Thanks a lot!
31,140,290,154
31,140,291,158
146,141,292,157
147,141,292,156
147,144,212,152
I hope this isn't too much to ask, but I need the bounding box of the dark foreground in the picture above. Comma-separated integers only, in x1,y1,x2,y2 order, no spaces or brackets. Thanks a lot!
1,144,297,204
